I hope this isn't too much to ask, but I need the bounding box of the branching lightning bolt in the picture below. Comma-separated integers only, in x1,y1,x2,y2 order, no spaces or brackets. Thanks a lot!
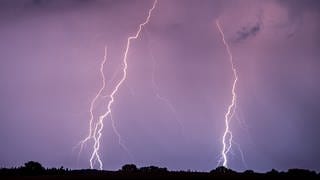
87,0,158,170
76,46,108,157
216,20,238,168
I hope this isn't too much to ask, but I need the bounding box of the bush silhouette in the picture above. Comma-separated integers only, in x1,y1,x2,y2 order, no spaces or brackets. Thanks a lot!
243,169,255,174
210,166,236,174
121,164,138,172
267,168,279,175
140,166,168,173
287,168,317,177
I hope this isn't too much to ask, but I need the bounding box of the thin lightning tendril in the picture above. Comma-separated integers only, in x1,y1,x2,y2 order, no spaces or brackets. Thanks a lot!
146,31,184,133
76,46,108,158
89,0,158,170
109,113,134,162
216,20,238,168
233,141,248,169
150,50,177,117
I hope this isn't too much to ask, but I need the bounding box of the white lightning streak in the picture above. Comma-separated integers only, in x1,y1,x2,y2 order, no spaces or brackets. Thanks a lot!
76,46,108,158
90,0,158,170
216,20,238,168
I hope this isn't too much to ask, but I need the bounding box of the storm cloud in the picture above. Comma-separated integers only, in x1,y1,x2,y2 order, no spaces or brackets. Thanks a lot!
234,22,261,42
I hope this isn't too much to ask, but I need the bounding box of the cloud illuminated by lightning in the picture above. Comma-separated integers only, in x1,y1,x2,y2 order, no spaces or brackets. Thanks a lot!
216,19,239,168
89,0,158,170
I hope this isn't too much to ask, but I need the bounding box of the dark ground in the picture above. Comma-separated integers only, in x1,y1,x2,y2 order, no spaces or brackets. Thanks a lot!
1,161,319,179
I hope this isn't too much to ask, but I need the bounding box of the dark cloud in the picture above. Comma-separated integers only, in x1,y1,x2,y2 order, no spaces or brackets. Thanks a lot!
278,0,320,18
26,0,97,8
276,0,320,42
0,0,124,10
278,0,320,11
32,0,45,5
234,23,261,42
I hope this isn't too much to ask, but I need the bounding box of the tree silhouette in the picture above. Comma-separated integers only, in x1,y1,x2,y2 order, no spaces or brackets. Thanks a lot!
22,161,45,175
140,166,168,173
24,161,44,171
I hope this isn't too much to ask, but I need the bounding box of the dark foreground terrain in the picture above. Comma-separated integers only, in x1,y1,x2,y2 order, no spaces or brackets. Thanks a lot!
1,161,319,179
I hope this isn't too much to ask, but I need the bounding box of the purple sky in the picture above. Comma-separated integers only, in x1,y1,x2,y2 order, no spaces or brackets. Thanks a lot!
0,0,320,172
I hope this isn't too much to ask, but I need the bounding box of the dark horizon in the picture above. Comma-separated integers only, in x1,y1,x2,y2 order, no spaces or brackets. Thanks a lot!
2,161,320,174
1,161,320,180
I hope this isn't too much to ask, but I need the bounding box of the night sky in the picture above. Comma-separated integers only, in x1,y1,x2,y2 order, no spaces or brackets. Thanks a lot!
0,0,320,172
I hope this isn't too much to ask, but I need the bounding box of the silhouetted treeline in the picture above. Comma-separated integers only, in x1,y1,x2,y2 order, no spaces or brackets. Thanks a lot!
1,161,320,179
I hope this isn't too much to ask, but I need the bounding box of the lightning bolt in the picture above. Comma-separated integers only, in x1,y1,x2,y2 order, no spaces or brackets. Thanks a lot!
88,0,158,170
216,19,238,168
79,51,133,165
75,46,108,158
